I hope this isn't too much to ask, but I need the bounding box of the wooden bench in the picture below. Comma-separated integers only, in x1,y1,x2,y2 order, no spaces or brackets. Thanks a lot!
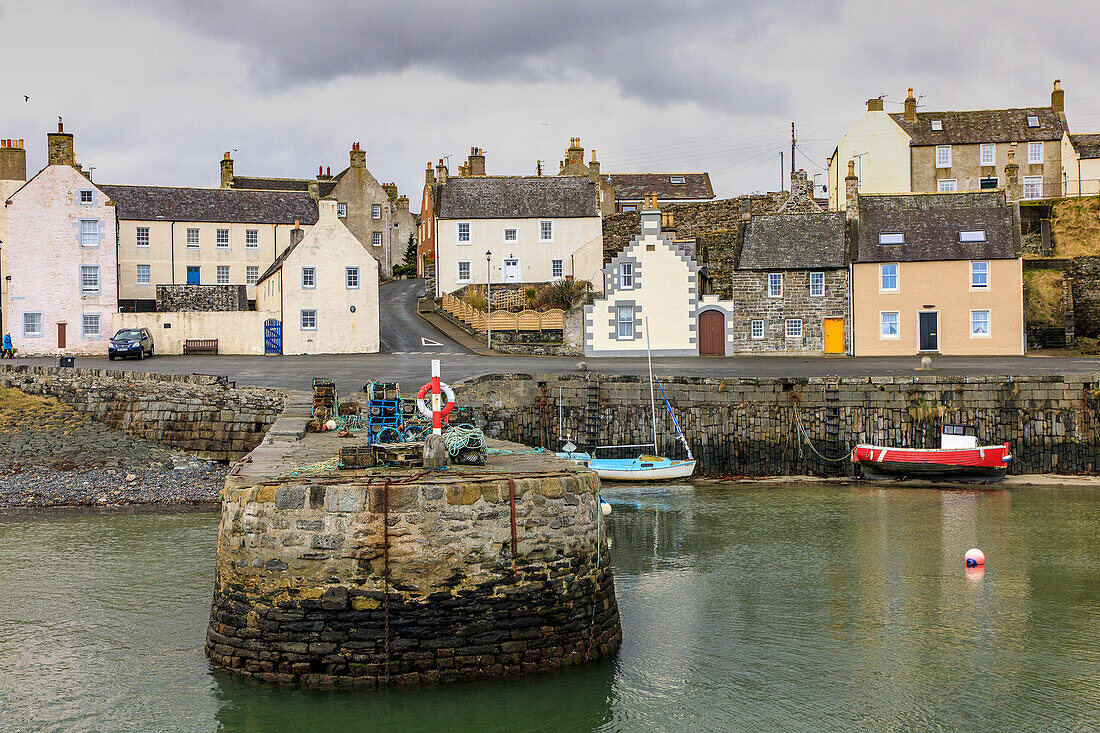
183,339,219,355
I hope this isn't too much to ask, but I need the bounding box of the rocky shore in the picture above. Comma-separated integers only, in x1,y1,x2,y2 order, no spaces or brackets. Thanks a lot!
0,386,226,508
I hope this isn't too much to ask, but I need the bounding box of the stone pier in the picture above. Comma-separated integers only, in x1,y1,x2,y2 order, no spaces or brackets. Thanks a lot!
206,423,621,686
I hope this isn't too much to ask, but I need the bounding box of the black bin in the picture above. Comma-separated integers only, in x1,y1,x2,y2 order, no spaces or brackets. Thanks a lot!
59,355,75,368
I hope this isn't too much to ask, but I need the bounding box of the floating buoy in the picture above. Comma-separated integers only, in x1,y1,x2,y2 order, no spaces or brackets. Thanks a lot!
324,419,337,431
600,499,612,516
964,548,985,567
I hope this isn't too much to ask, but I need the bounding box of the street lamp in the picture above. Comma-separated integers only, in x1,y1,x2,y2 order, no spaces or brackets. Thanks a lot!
485,250,492,350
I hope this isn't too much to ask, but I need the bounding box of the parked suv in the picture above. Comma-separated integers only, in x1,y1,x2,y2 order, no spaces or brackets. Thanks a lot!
108,328,154,360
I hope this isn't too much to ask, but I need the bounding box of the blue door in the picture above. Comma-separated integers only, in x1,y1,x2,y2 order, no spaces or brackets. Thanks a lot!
186,266,200,285
264,318,282,355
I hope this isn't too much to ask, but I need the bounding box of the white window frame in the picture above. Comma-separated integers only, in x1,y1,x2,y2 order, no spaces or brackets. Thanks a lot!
372,231,382,247
245,229,258,248
937,179,958,192
457,222,470,243
1028,141,1043,164
767,273,783,298
216,228,230,248
880,311,900,339
300,309,317,331
619,262,634,289
301,266,316,289
970,261,989,289
216,265,230,285
79,189,93,205
784,319,803,339
346,266,359,289
880,263,899,292
456,261,471,283
1023,176,1043,200
136,227,150,247
23,312,43,337
337,203,347,218
750,319,764,339
1026,115,1040,128
80,219,98,247
136,264,151,285
809,272,825,297
960,230,987,242
371,204,381,220
186,228,199,248
81,265,100,294
246,266,259,285
930,120,943,131
82,313,100,339
980,143,996,166
539,220,553,242
878,232,904,245
935,145,951,168
970,309,991,338
616,306,635,340
551,259,563,279
503,228,517,242
670,175,686,184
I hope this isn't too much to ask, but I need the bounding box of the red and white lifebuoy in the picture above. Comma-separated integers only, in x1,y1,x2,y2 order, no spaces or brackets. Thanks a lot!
416,360,455,434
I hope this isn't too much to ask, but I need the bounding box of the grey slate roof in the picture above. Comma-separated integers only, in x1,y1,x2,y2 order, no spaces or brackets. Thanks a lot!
738,212,848,270
890,108,1064,146
232,173,340,198
101,184,318,224
607,173,714,201
854,191,1017,263
436,176,599,219
1070,133,1100,160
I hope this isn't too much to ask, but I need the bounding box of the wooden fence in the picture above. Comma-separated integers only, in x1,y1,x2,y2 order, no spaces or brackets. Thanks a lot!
442,293,564,333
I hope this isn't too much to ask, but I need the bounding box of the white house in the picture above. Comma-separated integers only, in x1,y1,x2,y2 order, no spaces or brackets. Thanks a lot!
431,175,603,296
585,196,736,356
255,199,380,354
4,126,117,355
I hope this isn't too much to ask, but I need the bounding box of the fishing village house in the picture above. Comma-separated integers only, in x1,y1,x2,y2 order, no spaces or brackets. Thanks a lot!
1063,133,1100,196
846,162,1025,356
828,80,1071,207
3,123,118,355
255,199,380,355
0,137,27,338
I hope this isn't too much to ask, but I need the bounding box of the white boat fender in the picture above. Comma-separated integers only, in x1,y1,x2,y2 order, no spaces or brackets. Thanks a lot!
600,499,612,516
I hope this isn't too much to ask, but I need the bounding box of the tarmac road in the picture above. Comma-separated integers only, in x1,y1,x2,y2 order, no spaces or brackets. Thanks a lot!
378,279,467,355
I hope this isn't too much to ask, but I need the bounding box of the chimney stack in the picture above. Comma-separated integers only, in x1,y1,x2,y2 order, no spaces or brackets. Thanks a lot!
467,146,485,176
640,194,661,232
866,97,884,112
382,182,398,202
1051,79,1064,115
425,162,435,186
291,219,305,247
350,142,366,169
588,149,600,178
220,151,234,188
1004,150,1020,204
47,117,75,167
904,88,917,122
0,138,27,182
567,137,584,165
396,194,409,211
436,159,448,185
845,160,859,221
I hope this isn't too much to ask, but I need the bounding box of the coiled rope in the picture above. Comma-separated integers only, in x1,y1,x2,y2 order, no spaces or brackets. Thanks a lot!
442,423,486,455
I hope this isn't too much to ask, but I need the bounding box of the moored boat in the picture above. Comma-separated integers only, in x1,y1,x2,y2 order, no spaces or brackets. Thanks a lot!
559,452,697,481
852,424,1012,482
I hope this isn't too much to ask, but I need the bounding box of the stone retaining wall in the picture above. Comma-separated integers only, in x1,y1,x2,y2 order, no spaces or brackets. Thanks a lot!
456,373,1100,476
207,467,621,686
0,365,286,461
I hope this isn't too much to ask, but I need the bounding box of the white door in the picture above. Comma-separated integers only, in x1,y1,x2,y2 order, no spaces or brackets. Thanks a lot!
503,258,520,282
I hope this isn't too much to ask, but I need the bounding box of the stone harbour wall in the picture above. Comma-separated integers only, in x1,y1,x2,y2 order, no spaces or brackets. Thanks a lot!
456,373,1100,477
0,365,285,461
207,468,621,686
156,284,249,312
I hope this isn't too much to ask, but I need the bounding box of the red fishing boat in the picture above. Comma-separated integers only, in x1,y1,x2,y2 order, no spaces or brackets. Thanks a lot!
852,424,1012,482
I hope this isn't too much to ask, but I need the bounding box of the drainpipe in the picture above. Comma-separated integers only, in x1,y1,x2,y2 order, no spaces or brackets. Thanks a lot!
170,221,176,285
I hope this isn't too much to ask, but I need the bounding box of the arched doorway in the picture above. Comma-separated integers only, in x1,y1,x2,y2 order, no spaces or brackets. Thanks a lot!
698,310,725,355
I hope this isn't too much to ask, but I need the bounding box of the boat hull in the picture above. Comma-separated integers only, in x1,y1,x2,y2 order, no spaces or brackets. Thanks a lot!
556,453,696,481
853,444,1010,483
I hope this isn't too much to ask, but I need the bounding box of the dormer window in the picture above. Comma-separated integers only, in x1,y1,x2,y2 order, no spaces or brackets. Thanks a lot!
670,176,685,184
1026,115,1040,128
878,232,904,245
959,229,987,242
931,120,942,131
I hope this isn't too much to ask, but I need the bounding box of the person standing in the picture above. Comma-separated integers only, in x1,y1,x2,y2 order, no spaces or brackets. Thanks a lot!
2,333,13,359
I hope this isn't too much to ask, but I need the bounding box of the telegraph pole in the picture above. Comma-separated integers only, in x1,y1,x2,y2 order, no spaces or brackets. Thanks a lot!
791,122,796,176
779,151,784,191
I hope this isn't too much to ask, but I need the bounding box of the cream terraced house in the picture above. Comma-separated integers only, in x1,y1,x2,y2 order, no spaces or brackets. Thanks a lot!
102,185,317,311
430,175,603,297
255,199,379,355
0,138,27,338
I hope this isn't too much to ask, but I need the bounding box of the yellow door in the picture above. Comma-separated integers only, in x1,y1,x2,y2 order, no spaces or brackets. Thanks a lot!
823,318,844,354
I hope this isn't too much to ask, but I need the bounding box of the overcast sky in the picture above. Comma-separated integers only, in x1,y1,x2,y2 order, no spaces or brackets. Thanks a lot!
2,1,1099,208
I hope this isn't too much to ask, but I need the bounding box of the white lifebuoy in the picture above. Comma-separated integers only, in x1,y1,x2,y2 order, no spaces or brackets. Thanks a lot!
416,381,456,420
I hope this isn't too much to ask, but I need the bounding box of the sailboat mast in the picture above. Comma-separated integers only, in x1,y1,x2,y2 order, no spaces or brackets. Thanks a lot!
645,317,658,454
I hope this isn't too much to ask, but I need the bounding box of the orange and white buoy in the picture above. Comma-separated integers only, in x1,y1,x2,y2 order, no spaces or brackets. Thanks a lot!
964,548,985,567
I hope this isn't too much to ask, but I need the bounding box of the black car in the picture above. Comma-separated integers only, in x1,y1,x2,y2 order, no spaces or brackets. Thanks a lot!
108,328,154,360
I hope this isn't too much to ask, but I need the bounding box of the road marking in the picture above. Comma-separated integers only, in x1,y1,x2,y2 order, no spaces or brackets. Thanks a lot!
421,337,443,347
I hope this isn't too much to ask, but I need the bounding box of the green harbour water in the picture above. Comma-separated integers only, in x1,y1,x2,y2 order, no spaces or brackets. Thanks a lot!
1,483,1099,732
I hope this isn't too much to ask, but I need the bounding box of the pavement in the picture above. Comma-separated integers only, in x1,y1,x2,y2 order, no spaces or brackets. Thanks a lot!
9,279,1100,394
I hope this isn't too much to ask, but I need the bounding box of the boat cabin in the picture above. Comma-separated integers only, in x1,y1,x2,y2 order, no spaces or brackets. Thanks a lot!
941,424,979,449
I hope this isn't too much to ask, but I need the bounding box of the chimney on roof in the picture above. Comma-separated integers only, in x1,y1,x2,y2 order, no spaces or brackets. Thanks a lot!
867,97,884,112
308,181,319,201
425,162,435,186
845,160,859,221
588,149,600,178
436,159,448,185
396,194,409,211
1005,150,1020,204
0,138,27,182
567,137,584,165
291,219,305,247
382,182,398,202
220,151,234,188
47,118,75,167
1052,79,1064,115
318,165,324,178
904,88,917,122
350,142,366,169
467,146,485,176
641,194,661,232
318,198,339,223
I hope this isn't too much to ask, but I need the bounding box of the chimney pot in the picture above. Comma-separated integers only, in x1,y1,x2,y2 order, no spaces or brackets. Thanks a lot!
223,151,230,160
58,117,63,133
319,165,324,177
326,166,331,176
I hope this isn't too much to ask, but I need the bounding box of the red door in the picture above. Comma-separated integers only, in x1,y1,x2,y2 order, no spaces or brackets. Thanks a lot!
57,323,67,349
698,310,725,355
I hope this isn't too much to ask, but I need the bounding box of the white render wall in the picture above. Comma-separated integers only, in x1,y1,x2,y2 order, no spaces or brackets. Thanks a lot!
434,216,603,296
4,165,118,356
115,311,269,354
0,177,25,339
828,109,912,209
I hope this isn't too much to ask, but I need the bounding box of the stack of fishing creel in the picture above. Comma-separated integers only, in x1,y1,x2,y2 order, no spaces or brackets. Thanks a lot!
309,378,337,432
443,424,487,466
